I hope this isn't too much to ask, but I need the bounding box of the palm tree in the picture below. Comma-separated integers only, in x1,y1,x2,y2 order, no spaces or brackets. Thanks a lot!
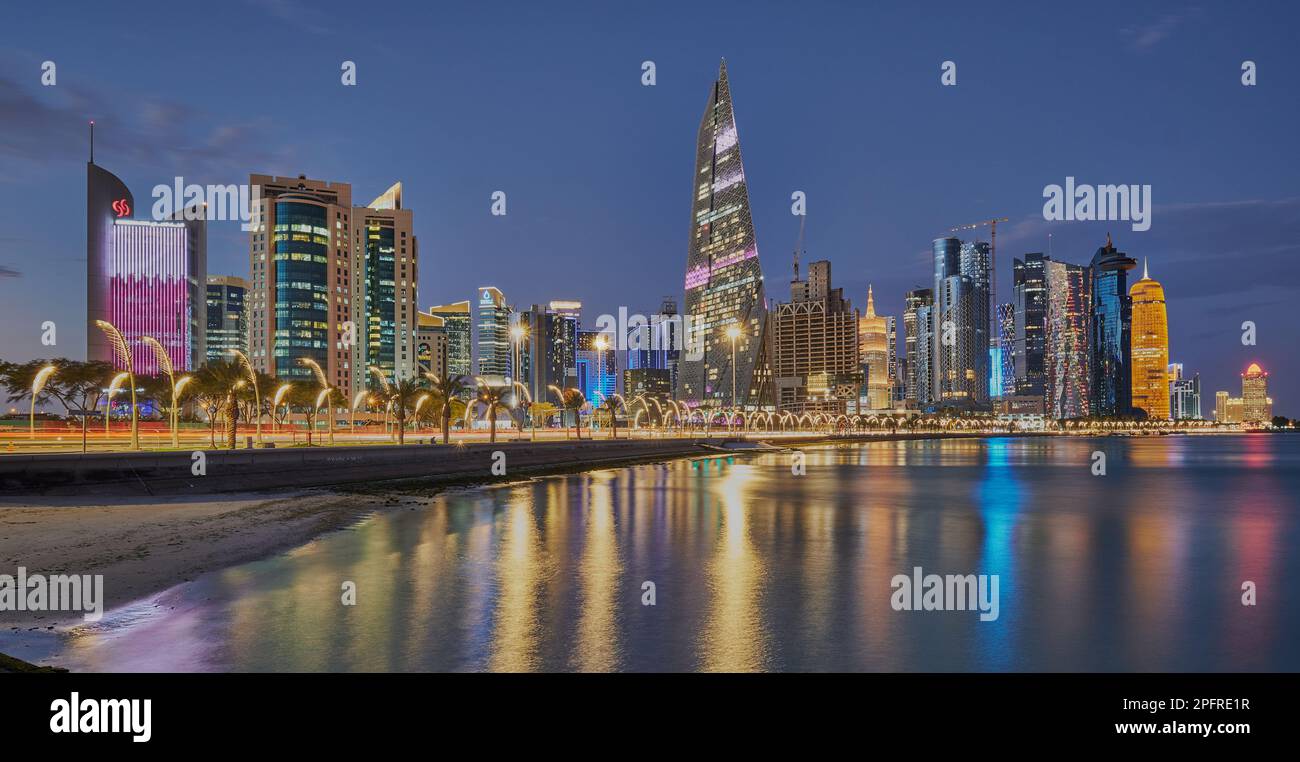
598,394,624,439
194,360,247,449
389,378,424,446
559,388,586,440
476,382,511,443
425,370,469,444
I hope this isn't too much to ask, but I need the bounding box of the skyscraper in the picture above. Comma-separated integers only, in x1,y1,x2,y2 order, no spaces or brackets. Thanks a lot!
960,240,991,406
415,310,448,379
1241,363,1271,423
88,149,206,375
772,260,859,413
1129,260,1170,420
356,182,418,382
427,301,472,377
248,174,356,394
903,288,934,406
679,60,770,409
1012,252,1047,398
996,302,1015,398
205,275,248,364
518,303,579,407
577,329,616,402
859,284,892,410
1168,363,1201,420
1044,258,1091,419
475,287,512,378
1089,234,1137,417
932,237,987,408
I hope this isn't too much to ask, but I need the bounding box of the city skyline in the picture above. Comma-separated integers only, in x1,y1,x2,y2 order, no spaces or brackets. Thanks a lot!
1,1,1297,408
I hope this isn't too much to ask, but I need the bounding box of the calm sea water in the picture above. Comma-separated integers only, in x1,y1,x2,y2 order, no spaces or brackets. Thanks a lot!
11,435,1300,672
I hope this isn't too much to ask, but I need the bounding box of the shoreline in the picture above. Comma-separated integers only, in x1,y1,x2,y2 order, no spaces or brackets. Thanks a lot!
0,430,1258,670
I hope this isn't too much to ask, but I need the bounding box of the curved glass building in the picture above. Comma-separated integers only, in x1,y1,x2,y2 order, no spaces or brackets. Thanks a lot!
1089,234,1137,417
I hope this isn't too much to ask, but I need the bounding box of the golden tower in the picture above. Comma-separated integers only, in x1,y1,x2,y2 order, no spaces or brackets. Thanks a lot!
1129,259,1170,419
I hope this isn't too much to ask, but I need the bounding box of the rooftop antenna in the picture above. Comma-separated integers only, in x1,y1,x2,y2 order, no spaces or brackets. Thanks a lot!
1048,232,1053,257
792,213,806,281
89,120,94,164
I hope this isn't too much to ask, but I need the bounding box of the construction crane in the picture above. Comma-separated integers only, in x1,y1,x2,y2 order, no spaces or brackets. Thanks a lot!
950,216,1009,350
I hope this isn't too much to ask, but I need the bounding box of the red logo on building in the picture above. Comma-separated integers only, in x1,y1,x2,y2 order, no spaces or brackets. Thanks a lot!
112,198,131,217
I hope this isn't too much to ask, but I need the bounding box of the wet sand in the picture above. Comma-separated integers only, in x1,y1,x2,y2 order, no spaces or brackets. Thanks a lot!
0,489,412,630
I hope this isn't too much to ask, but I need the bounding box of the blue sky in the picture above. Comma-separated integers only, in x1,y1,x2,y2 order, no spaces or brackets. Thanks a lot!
2,0,1298,409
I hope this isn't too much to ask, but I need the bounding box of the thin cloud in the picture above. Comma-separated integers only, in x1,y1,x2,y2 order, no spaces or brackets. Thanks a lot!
0,265,21,278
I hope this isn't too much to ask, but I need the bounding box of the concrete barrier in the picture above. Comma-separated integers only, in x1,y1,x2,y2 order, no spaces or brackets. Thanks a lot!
0,438,730,496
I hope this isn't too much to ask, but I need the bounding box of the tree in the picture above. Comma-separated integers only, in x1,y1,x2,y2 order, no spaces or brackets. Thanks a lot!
194,360,247,449
425,370,470,444
598,394,623,439
3,359,115,451
559,388,586,440
286,383,328,446
389,377,425,446
476,382,511,444
529,402,559,429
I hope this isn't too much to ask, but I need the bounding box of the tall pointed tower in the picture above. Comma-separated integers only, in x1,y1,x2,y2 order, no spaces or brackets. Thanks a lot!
1129,259,1170,419
860,285,892,409
678,60,770,409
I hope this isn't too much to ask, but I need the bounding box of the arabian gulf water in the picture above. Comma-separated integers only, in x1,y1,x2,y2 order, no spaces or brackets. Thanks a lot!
12,435,1300,671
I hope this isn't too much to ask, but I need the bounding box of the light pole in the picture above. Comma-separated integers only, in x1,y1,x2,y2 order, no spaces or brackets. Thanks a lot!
105,371,128,437
350,390,368,436
29,365,55,440
95,320,139,450
229,349,261,443
171,376,193,448
142,337,178,448
273,383,293,437
414,393,430,435
313,388,330,446
300,358,333,445
726,325,742,432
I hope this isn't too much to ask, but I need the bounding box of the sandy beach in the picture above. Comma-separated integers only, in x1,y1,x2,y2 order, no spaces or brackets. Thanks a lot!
0,488,414,631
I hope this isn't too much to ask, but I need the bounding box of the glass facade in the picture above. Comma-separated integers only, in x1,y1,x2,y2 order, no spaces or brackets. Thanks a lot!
903,288,933,405
1044,258,1091,419
1012,253,1047,397
205,276,248,364
363,222,397,376
679,60,769,408
476,287,511,377
1089,235,1137,416
272,200,330,381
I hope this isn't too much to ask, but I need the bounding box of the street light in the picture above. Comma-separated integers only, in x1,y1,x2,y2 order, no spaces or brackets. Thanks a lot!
95,320,139,450
29,365,55,440
229,349,261,443
300,357,333,445
105,371,129,437
273,383,293,436
725,324,742,431
141,336,180,448
350,389,368,435
413,393,430,434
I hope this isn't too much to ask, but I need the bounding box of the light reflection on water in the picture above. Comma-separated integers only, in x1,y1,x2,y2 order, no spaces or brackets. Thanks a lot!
16,435,1300,672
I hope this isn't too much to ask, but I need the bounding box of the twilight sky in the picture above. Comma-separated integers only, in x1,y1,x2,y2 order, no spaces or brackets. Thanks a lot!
1,0,1297,410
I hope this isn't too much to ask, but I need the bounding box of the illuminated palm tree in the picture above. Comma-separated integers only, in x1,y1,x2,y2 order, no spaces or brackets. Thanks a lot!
425,370,469,444
388,377,424,446
477,382,511,444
